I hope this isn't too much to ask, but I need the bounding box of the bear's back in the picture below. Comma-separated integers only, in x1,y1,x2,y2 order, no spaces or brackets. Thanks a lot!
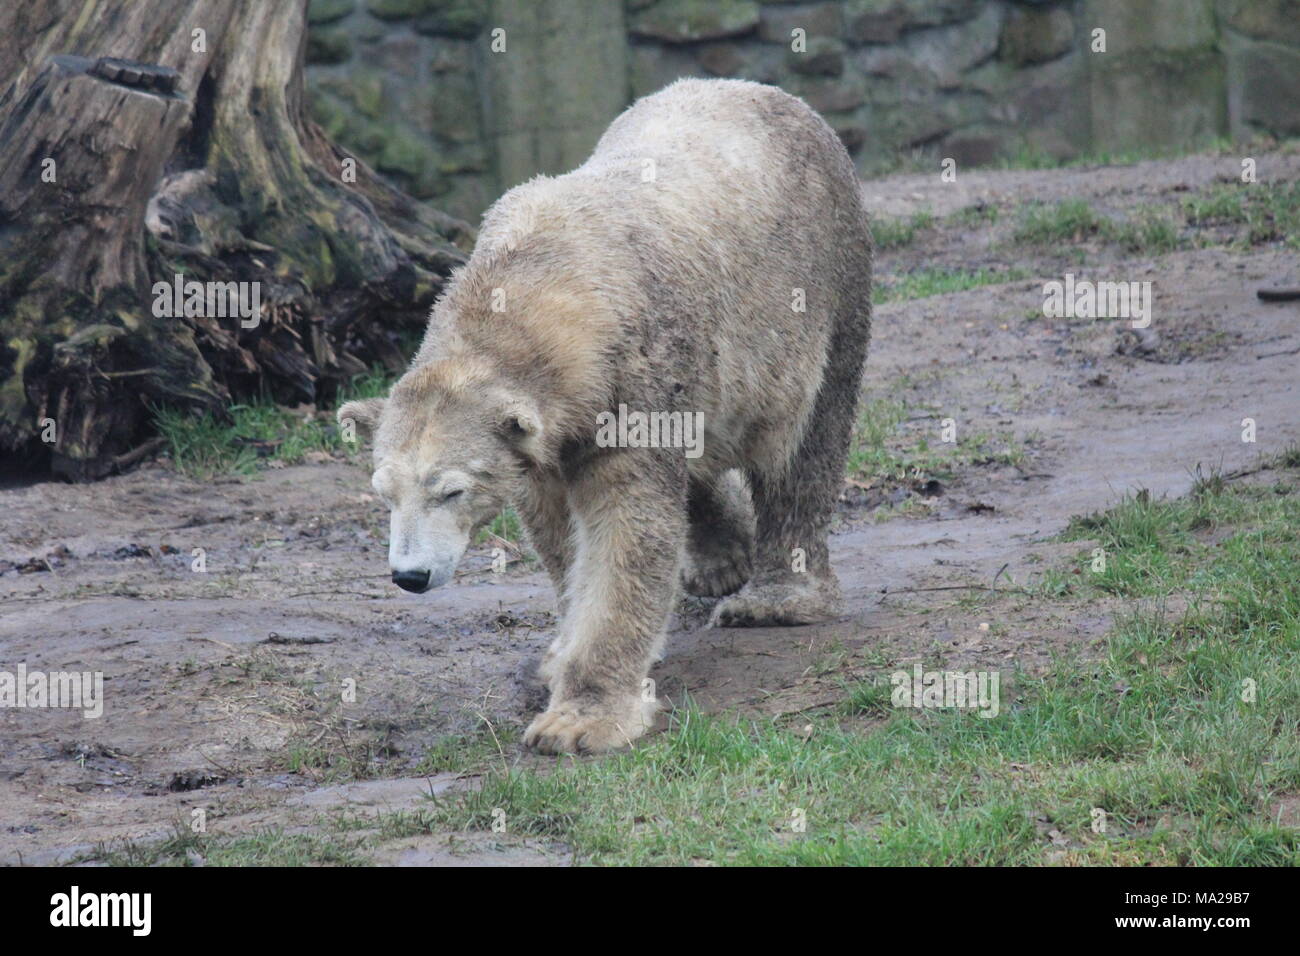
474,78,864,265
583,78,853,194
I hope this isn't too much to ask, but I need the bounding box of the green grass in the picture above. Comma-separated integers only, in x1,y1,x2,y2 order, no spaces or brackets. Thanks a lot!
991,143,1063,171
1012,199,1108,245
1183,185,1248,225
416,728,512,775
1008,201,1185,254
846,397,1026,484
153,367,396,479
862,135,1257,178
1106,208,1182,254
950,203,1001,227
992,136,1237,172
1014,183,1300,254
1060,459,1300,597
1182,181,1300,249
1242,180,1300,248
872,210,935,250
476,506,524,546
389,466,1300,865
1013,200,1181,254
877,266,1029,303
91,824,371,867
153,405,260,478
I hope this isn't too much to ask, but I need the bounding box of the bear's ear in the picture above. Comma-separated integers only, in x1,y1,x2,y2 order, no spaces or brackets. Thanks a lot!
496,397,544,463
337,397,386,440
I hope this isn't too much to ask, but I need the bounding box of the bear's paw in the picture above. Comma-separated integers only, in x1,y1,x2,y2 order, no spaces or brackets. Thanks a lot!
682,544,752,598
523,694,657,755
708,574,843,627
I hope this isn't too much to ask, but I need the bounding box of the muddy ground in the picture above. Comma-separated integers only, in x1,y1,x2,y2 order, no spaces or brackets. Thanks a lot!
2,149,1298,865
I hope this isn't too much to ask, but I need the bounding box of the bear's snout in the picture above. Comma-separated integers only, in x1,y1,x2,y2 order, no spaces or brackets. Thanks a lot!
392,568,432,593
387,507,467,593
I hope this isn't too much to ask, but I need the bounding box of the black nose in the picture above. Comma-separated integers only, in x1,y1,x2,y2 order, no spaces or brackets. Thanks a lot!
392,569,431,593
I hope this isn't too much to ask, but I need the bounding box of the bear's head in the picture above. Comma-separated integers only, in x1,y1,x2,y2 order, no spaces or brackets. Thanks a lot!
338,360,543,593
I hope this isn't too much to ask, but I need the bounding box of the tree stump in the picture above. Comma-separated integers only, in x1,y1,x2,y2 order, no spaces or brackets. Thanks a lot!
0,0,472,479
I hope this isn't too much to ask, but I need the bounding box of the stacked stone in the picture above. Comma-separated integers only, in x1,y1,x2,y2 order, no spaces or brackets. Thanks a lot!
305,0,492,220
627,0,1092,169
304,0,1300,220
1217,0,1300,144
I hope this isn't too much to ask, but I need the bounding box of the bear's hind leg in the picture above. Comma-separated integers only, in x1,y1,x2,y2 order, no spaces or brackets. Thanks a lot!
682,470,754,598
708,467,844,627
710,312,868,628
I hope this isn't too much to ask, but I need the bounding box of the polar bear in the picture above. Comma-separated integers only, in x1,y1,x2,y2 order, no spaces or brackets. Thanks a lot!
339,78,873,754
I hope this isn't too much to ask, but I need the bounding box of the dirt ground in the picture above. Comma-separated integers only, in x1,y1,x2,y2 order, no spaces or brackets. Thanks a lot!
2,150,1298,866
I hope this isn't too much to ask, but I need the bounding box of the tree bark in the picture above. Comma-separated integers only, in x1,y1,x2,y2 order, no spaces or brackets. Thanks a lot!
0,0,472,479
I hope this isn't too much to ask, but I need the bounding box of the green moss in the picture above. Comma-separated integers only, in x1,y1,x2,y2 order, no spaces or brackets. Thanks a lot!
376,127,448,199
305,88,351,141
366,0,436,21
355,74,385,120
307,0,356,26
630,0,761,43
306,29,353,65
414,0,486,38
0,337,36,427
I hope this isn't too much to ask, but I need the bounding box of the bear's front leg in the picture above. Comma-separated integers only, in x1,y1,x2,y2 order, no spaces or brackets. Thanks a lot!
516,470,576,687
524,449,686,755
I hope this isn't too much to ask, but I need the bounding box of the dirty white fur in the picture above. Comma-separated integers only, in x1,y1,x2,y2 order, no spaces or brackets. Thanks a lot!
340,79,873,754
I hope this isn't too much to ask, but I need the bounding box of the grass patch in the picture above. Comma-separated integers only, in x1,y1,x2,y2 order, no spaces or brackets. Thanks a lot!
1015,183,1299,254
846,398,1026,484
154,367,396,479
416,728,512,775
1183,184,1248,225
1183,180,1300,248
153,405,260,478
877,266,1029,303
402,469,1300,865
91,824,371,867
1242,180,1300,248
992,144,1062,170
992,136,1236,172
476,506,524,546
950,202,1001,227
1013,200,1184,254
1106,208,1182,254
1061,463,1299,598
872,210,935,250
1013,200,1107,245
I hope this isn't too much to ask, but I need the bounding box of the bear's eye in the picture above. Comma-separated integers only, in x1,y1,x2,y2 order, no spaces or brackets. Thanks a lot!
439,488,464,504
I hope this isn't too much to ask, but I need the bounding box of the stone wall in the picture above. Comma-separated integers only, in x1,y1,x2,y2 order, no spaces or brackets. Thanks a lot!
305,0,1300,221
